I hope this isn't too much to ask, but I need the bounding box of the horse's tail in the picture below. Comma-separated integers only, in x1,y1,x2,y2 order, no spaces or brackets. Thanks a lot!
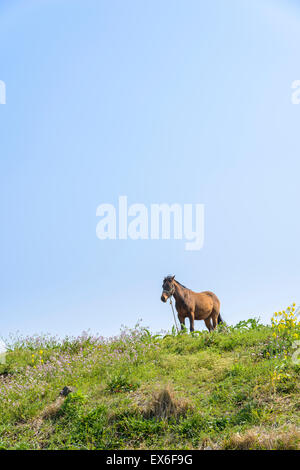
218,313,224,324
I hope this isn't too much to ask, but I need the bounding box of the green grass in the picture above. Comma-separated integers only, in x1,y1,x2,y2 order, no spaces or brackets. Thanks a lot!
0,320,299,450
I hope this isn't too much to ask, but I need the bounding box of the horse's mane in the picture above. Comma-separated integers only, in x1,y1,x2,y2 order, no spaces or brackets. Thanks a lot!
165,275,188,290
175,280,187,289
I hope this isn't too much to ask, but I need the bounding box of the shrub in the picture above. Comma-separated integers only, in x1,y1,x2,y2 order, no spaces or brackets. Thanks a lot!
107,371,139,393
262,304,300,360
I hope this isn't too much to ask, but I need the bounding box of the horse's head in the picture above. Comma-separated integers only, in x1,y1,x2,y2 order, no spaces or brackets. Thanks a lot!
161,275,176,302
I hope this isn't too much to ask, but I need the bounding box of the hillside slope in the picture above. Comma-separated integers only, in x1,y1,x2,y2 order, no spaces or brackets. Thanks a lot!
0,311,299,450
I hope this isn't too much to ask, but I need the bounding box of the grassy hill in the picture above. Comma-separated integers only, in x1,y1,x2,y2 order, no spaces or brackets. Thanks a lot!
0,308,299,450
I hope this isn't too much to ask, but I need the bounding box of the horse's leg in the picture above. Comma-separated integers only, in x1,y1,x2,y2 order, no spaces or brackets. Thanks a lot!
204,317,213,332
189,313,195,332
179,316,186,330
211,310,219,330
178,311,186,330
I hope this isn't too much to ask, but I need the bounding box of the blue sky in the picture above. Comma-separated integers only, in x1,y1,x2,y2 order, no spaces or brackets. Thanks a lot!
0,0,299,339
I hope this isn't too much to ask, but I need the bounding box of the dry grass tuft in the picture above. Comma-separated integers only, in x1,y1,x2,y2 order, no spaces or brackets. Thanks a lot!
40,397,64,420
143,385,191,420
223,426,300,450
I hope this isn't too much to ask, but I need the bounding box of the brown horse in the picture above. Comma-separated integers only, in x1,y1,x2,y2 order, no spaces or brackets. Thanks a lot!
161,275,223,332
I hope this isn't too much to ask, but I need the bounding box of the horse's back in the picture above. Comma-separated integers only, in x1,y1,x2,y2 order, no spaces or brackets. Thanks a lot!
190,290,216,319
201,291,220,311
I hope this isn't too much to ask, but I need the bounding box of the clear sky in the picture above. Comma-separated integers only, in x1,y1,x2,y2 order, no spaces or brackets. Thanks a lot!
0,0,299,339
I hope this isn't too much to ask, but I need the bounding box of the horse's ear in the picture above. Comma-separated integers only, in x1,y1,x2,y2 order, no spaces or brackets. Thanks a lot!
172,275,175,280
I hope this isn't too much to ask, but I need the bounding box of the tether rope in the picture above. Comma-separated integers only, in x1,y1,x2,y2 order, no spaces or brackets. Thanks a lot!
170,297,179,334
